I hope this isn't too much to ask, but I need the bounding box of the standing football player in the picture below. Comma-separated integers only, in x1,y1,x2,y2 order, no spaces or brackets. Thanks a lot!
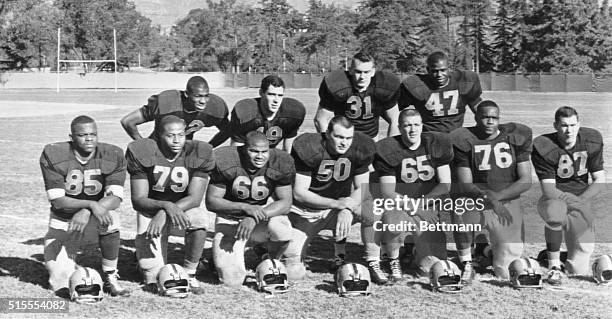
284,116,375,279
126,115,215,294
532,106,605,285
399,51,482,133
449,100,532,281
229,75,305,152
206,131,297,287
40,115,129,298
120,76,231,147
372,109,453,283
314,52,401,139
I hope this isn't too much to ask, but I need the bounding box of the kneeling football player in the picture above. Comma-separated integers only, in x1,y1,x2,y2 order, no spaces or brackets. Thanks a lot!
284,116,375,278
126,115,215,294
449,100,532,282
40,115,129,298
206,131,297,287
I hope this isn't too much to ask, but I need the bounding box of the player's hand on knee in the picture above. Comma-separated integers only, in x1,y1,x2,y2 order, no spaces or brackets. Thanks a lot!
491,199,513,226
569,202,594,227
163,203,190,229
90,201,113,226
336,209,353,240
146,210,167,238
235,217,256,240
242,204,267,223
69,209,91,240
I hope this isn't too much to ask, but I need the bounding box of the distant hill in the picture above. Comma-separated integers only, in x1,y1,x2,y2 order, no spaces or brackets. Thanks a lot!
133,0,357,33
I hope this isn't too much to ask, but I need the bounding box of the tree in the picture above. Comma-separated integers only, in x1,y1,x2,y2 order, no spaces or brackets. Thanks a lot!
455,0,493,72
490,0,530,72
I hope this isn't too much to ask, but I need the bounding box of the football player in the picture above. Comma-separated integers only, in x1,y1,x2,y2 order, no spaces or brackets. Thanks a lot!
532,106,605,285
40,115,129,298
284,116,375,279
229,75,306,152
126,115,215,294
206,131,297,287
372,109,453,282
399,51,482,133
449,100,532,281
314,51,401,140
120,76,231,147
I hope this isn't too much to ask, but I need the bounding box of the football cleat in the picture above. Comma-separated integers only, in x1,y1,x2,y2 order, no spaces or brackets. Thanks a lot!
508,257,543,289
592,254,612,285
255,258,289,294
429,260,462,293
546,267,564,286
103,270,130,297
188,275,205,295
536,249,568,268
367,260,388,285
69,267,104,304
389,258,402,281
336,263,371,297
460,261,476,286
157,264,190,298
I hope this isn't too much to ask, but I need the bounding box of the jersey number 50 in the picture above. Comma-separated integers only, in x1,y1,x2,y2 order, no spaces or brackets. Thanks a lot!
317,158,351,182
232,176,269,201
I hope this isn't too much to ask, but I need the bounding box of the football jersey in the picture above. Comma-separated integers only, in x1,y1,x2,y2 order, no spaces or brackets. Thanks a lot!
210,146,296,219
39,142,126,219
230,97,306,148
125,138,214,205
140,90,230,141
532,127,604,195
318,70,400,138
399,70,482,133
374,132,453,197
291,132,375,206
451,123,532,193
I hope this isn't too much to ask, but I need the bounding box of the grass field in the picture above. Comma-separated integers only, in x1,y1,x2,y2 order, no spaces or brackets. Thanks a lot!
0,88,611,318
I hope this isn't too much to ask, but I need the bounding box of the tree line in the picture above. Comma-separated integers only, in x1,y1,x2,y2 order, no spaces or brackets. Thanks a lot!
1,0,611,73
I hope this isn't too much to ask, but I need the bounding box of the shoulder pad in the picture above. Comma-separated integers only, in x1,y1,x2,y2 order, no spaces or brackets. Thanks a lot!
375,136,403,167
280,98,306,119
372,71,400,102
422,132,453,164
214,146,242,172
42,142,72,165
205,93,229,119
449,127,475,152
292,133,325,167
184,140,214,170
352,132,376,162
232,98,260,124
501,123,532,147
579,127,603,145
454,70,479,95
401,74,431,101
323,70,353,102
266,149,296,181
533,134,557,156
156,90,182,111
126,139,159,167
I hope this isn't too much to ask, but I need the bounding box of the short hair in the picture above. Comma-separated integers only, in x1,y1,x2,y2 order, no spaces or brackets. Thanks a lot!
352,51,375,66
326,115,354,133
158,115,185,135
475,100,500,115
186,76,209,93
260,75,285,92
554,106,579,122
426,51,449,66
399,108,422,122
245,131,269,147
70,115,95,133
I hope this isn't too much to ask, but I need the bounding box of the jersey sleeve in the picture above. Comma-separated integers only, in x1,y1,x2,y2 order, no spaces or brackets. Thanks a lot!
267,150,296,186
531,136,557,180
187,141,215,178
139,94,160,122
353,133,375,175
229,107,247,144
102,145,127,198
318,78,340,111
461,71,483,108
373,153,395,177
284,98,306,138
374,71,401,111
426,132,454,167
125,141,150,180
39,146,68,199
584,128,604,173
450,128,472,168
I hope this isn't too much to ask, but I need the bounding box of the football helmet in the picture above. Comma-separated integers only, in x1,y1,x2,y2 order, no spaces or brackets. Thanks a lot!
157,264,190,298
255,258,289,294
508,257,543,289
69,267,104,304
592,254,612,285
336,263,371,297
429,260,462,293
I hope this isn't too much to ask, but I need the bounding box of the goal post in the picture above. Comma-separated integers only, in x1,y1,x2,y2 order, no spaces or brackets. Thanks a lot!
56,28,118,92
